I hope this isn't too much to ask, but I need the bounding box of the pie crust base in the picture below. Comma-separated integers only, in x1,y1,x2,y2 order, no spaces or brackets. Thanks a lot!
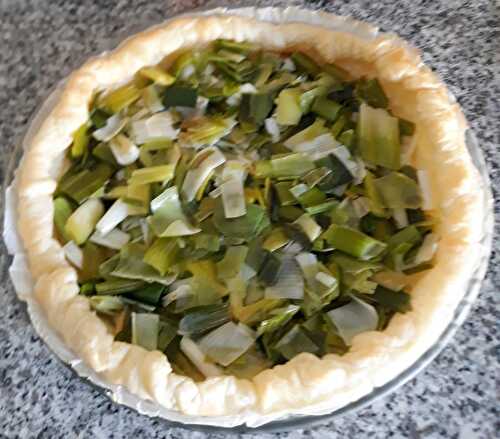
15,14,484,423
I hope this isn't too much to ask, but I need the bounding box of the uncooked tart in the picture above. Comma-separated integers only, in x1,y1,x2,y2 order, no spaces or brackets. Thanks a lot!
14,12,484,425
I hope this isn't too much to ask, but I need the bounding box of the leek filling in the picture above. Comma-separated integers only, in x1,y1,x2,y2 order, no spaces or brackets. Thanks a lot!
54,40,437,380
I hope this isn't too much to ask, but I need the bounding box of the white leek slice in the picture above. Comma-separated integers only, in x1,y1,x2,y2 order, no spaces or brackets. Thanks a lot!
162,283,192,308
131,112,179,144
294,214,322,242
92,113,128,141
90,228,130,250
96,199,129,235
221,161,247,218
264,117,280,143
331,145,359,177
142,85,164,113
315,271,337,288
199,322,255,367
180,336,223,377
63,241,83,269
288,132,339,161
352,197,370,219
417,170,434,210
326,296,378,345
181,148,226,202
131,312,159,351
109,134,140,166
392,207,409,228
414,233,439,264
265,255,304,300
295,252,319,288
226,83,257,106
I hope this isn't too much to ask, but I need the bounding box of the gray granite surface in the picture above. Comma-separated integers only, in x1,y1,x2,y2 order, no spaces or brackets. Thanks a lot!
0,0,498,438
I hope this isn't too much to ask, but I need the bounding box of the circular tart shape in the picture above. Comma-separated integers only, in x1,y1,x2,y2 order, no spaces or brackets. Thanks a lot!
15,11,484,426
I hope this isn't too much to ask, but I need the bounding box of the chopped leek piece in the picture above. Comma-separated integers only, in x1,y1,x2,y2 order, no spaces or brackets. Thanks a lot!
90,228,130,250
255,153,315,178
138,66,175,85
149,186,200,237
213,202,270,241
214,39,256,54
53,197,74,242
63,240,83,269
275,325,319,360
180,116,236,149
399,118,416,136
356,78,388,108
221,161,247,218
323,63,350,80
92,142,118,166
224,347,272,379
99,83,141,113
157,320,177,351
274,181,296,206
305,199,338,215
132,312,159,351
216,246,249,280
65,198,104,245
128,165,175,186
89,295,124,316
364,171,386,217
178,303,230,337
338,129,355,149
262,228,290,252
311,97,342,121
180,336,223,377
265,255,304,300
181,148,226,201
199,321,255,366
163,85,198,108
276,88,302,126
373,172,422,209
96,199,129,235
96,279,146,295
92,113,128,142
257,304,300,336
109,134,140,166
294,213,322,242
143,238,180,275
112,243,176,284
291,52,320,76
326,296,378,345
372,285,411,313
324,225,387,260
258,251,283,286
239,93,273,125
126,283,165,306
58,163,113,204
358,103,400,170
284,118,328,150
131,113,179,145
71,123,90,158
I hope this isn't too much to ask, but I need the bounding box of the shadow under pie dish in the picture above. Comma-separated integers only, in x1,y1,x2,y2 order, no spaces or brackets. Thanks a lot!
9,7,490,428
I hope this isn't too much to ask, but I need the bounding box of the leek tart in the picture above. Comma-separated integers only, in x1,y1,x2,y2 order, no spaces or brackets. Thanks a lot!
16,14,483,423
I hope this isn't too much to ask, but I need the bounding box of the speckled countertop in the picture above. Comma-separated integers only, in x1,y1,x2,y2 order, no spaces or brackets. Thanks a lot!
0,1,498,438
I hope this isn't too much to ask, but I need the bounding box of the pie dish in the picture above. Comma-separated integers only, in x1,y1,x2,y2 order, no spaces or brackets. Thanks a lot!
11,8,487,427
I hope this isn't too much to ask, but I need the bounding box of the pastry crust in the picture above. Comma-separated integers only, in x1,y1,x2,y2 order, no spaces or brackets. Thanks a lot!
15,14,484,424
